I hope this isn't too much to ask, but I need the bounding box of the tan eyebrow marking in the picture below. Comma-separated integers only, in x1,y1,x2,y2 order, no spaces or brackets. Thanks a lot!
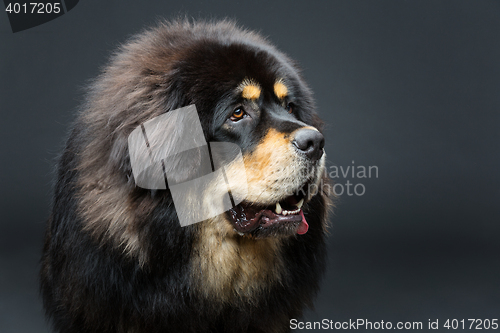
238,78,261,100
274,80,288,100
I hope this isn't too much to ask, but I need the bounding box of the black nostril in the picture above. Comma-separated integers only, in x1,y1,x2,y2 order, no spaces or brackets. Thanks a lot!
292,128,325,161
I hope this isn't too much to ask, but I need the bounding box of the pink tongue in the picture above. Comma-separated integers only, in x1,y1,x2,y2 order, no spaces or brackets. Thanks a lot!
297,210,309,235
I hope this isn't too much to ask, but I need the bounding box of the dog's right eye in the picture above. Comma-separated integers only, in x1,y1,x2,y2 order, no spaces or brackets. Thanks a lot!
230,107,247,122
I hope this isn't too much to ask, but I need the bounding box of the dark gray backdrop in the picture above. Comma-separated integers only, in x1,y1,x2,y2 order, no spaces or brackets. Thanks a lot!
1,1,499,332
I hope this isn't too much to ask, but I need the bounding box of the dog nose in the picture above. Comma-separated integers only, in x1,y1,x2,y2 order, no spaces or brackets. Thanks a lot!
292,128,325,161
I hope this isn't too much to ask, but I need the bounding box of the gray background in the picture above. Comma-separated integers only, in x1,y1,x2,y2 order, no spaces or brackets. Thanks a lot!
1,1,499,332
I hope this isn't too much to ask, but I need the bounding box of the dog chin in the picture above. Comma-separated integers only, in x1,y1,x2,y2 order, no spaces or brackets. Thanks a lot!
228,157,325,239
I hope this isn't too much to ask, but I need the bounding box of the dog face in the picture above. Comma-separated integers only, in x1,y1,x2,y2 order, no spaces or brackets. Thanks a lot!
169,41,326,238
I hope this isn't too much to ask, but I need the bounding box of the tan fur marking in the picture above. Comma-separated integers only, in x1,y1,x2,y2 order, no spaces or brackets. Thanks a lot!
242,85,261,100
274,80,288,100
243,129,289,189
240,128,312,204
239,78,261,100
191,215,284,302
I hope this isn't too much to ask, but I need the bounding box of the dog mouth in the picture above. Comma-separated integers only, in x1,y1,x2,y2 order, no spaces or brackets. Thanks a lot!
228,185,310,238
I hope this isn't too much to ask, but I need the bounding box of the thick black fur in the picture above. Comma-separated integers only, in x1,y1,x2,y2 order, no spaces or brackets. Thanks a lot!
41,20,329,333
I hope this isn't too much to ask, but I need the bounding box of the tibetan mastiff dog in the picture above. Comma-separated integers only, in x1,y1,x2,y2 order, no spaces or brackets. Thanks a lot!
41,20,331,333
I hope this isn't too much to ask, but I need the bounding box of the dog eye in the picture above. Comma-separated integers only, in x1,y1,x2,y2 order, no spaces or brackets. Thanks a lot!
230,107,247,121
286,102,293,114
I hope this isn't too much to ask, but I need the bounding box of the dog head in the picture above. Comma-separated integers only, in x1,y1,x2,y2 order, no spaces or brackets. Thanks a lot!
76,20,329,258
166,36,326,238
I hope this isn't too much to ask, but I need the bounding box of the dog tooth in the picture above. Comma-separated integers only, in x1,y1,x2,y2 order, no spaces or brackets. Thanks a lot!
276,202,282,214
234,229,245,236
297,199,304,209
